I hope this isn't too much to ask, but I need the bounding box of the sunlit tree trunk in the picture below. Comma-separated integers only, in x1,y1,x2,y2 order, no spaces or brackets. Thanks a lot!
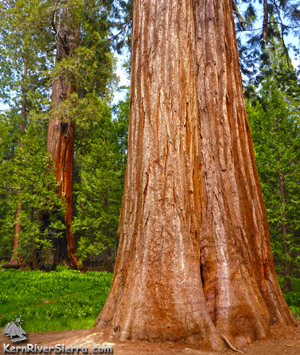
193,0,296,345
95,0,297,350
46,9,80,268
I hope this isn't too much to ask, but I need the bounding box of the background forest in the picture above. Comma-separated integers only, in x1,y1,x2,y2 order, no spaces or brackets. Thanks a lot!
0,0,299,299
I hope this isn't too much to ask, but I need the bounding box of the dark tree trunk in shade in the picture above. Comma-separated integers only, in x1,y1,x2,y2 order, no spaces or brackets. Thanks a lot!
103,190,114,273
10,199,23,265
46,17,80,268
263,0,269,43
278,168,292,292
95,0,297,350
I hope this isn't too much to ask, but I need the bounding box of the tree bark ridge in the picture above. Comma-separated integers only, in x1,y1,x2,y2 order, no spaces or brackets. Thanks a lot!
96,0,224,349
95,0,297,349
193,0,296,345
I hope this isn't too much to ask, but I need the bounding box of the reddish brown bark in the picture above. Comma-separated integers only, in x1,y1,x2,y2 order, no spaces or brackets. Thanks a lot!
95,0,297,350
47,117,78,267
10,200,23,265
46,12,80,268
193,0,296,346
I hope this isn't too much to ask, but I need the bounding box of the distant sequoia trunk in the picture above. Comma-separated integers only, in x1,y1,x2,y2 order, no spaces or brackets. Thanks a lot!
95,0,297,350
46,12,80,269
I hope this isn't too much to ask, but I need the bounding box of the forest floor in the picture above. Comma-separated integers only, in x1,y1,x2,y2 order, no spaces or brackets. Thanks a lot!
1,324,299,355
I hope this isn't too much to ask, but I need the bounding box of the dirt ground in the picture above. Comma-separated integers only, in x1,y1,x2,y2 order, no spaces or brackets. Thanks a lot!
1,324,300,355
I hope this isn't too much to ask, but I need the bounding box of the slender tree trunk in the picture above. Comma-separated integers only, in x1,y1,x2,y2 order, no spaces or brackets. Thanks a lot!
103,190,114,272
10,63,27,265
10,200,23,265
232,1,246,30
46,11,80,268
263,0,269,43
278,168,292,292
31,244,38,270
95,0,297,350
103,249,113,273
273,113,291,292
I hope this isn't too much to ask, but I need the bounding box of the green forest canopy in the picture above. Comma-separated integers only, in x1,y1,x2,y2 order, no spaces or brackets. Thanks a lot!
0,1,299,292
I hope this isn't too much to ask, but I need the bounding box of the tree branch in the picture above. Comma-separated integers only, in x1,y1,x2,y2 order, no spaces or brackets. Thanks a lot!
232,1,246,30
273,0,291,67
51,0,61,34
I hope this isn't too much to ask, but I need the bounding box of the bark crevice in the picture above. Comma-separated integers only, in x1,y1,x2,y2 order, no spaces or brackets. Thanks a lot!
95,0,297,350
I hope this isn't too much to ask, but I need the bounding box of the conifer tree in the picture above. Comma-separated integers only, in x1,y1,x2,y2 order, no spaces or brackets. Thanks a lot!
72,103,127,270
234,0,300,84
45,0,115,268
247,30,300,292
0,112,65,266
0,0,54,264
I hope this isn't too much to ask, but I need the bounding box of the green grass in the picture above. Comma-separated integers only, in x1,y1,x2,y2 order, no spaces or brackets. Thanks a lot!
0,269,113,332
0,270,299,333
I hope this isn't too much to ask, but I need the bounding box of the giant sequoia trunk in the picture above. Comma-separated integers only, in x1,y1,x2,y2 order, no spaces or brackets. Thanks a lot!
46,15,80,268
95,0,297,350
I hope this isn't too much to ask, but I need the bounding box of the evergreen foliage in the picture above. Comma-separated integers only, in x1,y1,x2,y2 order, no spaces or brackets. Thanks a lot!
0,0,130,266
72,100,128,262
234,0,300,84
0,0,298,275
0,114,65,261
246,35,300,287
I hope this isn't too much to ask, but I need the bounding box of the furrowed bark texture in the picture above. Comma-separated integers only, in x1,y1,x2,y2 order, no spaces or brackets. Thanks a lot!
96,0,223,348
95,0,297,349
47,83,77,267
47,19,80,268
193,0,296,346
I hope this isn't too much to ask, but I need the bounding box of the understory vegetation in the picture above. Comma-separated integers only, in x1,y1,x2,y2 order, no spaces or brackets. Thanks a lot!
0,269,113,332
278,277,300,319
0,270,299,333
